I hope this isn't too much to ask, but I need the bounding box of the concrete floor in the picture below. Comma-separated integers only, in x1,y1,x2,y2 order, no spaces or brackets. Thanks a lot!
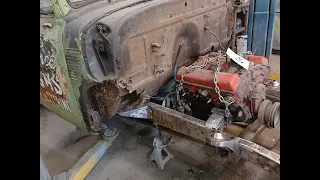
40,108,77,155
41,108,95,176
41,108,279,180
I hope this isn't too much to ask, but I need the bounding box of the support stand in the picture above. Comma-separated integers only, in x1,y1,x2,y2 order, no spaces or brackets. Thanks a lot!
148,124,174,170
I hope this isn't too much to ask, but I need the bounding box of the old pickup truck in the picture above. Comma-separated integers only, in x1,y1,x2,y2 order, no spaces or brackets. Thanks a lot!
40,0,234,132
40,0,280,173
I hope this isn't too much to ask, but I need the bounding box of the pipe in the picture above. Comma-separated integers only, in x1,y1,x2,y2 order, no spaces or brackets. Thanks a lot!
69,140,113,180
40,155,51,180
173,43,183,101
53,129,118,180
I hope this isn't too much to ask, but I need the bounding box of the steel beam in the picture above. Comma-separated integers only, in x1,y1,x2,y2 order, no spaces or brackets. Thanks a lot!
147,103,213,142
247,0,277,59
119,102,280,175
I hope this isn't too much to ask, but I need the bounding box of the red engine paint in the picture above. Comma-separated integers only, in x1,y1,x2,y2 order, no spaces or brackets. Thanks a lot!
247,55,269,65
176,66,240,92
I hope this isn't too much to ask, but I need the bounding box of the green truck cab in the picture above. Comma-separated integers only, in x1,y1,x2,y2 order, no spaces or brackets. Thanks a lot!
40,0,233,133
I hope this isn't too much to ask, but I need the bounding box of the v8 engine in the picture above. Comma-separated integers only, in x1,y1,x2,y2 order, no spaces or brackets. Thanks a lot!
175,52,280,129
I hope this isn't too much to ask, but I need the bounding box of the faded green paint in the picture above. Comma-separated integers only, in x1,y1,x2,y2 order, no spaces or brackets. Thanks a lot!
75,33,96,82
62,33,95,105
52,0,71,18
41,0,88,131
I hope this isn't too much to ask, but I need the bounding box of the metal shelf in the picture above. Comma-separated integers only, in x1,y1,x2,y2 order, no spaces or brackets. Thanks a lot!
231,3,250,52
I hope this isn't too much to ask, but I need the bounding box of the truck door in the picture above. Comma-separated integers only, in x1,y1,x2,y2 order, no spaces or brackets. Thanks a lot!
40,0,87,130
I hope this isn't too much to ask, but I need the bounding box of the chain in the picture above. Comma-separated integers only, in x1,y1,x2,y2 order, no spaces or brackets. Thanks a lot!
212,53,235,118
240,51,253,57
181,56,218,83
180,51,235,111
213,60,235,105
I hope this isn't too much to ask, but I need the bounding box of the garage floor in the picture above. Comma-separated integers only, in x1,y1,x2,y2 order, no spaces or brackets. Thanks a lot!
41,108,280,180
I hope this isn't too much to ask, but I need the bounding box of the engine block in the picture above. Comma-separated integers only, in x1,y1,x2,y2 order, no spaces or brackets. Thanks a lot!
176,52,279,128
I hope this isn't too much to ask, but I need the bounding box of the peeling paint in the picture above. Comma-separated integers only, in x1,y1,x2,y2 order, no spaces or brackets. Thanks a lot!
41,0,234,132
52,0,71,17
40,12,87,130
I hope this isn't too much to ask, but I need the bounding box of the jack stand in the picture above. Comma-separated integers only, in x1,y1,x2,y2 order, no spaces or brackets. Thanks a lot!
148,124,174,170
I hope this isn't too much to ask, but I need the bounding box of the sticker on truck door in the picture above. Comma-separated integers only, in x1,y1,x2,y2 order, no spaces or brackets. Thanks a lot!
40,34,72,113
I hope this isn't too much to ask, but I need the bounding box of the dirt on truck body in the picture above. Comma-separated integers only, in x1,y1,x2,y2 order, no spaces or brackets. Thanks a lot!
40,0,234,132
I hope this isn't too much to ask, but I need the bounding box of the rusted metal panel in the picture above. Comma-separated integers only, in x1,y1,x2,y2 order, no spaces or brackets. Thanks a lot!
242,143,280,175
238,118,280,150
254,125,280,149
148,102,213,142
82,0,234,119
239,120,266,141
224,124,244,136
88,81,129,117
147,102,280,151
40,0,234,132
206,132,280,176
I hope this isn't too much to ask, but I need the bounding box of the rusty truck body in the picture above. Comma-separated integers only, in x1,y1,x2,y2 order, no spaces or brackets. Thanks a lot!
40,0,234,132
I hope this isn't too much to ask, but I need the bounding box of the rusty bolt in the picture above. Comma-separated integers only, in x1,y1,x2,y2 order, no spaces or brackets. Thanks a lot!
42,23,53,28
151,43,161,48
